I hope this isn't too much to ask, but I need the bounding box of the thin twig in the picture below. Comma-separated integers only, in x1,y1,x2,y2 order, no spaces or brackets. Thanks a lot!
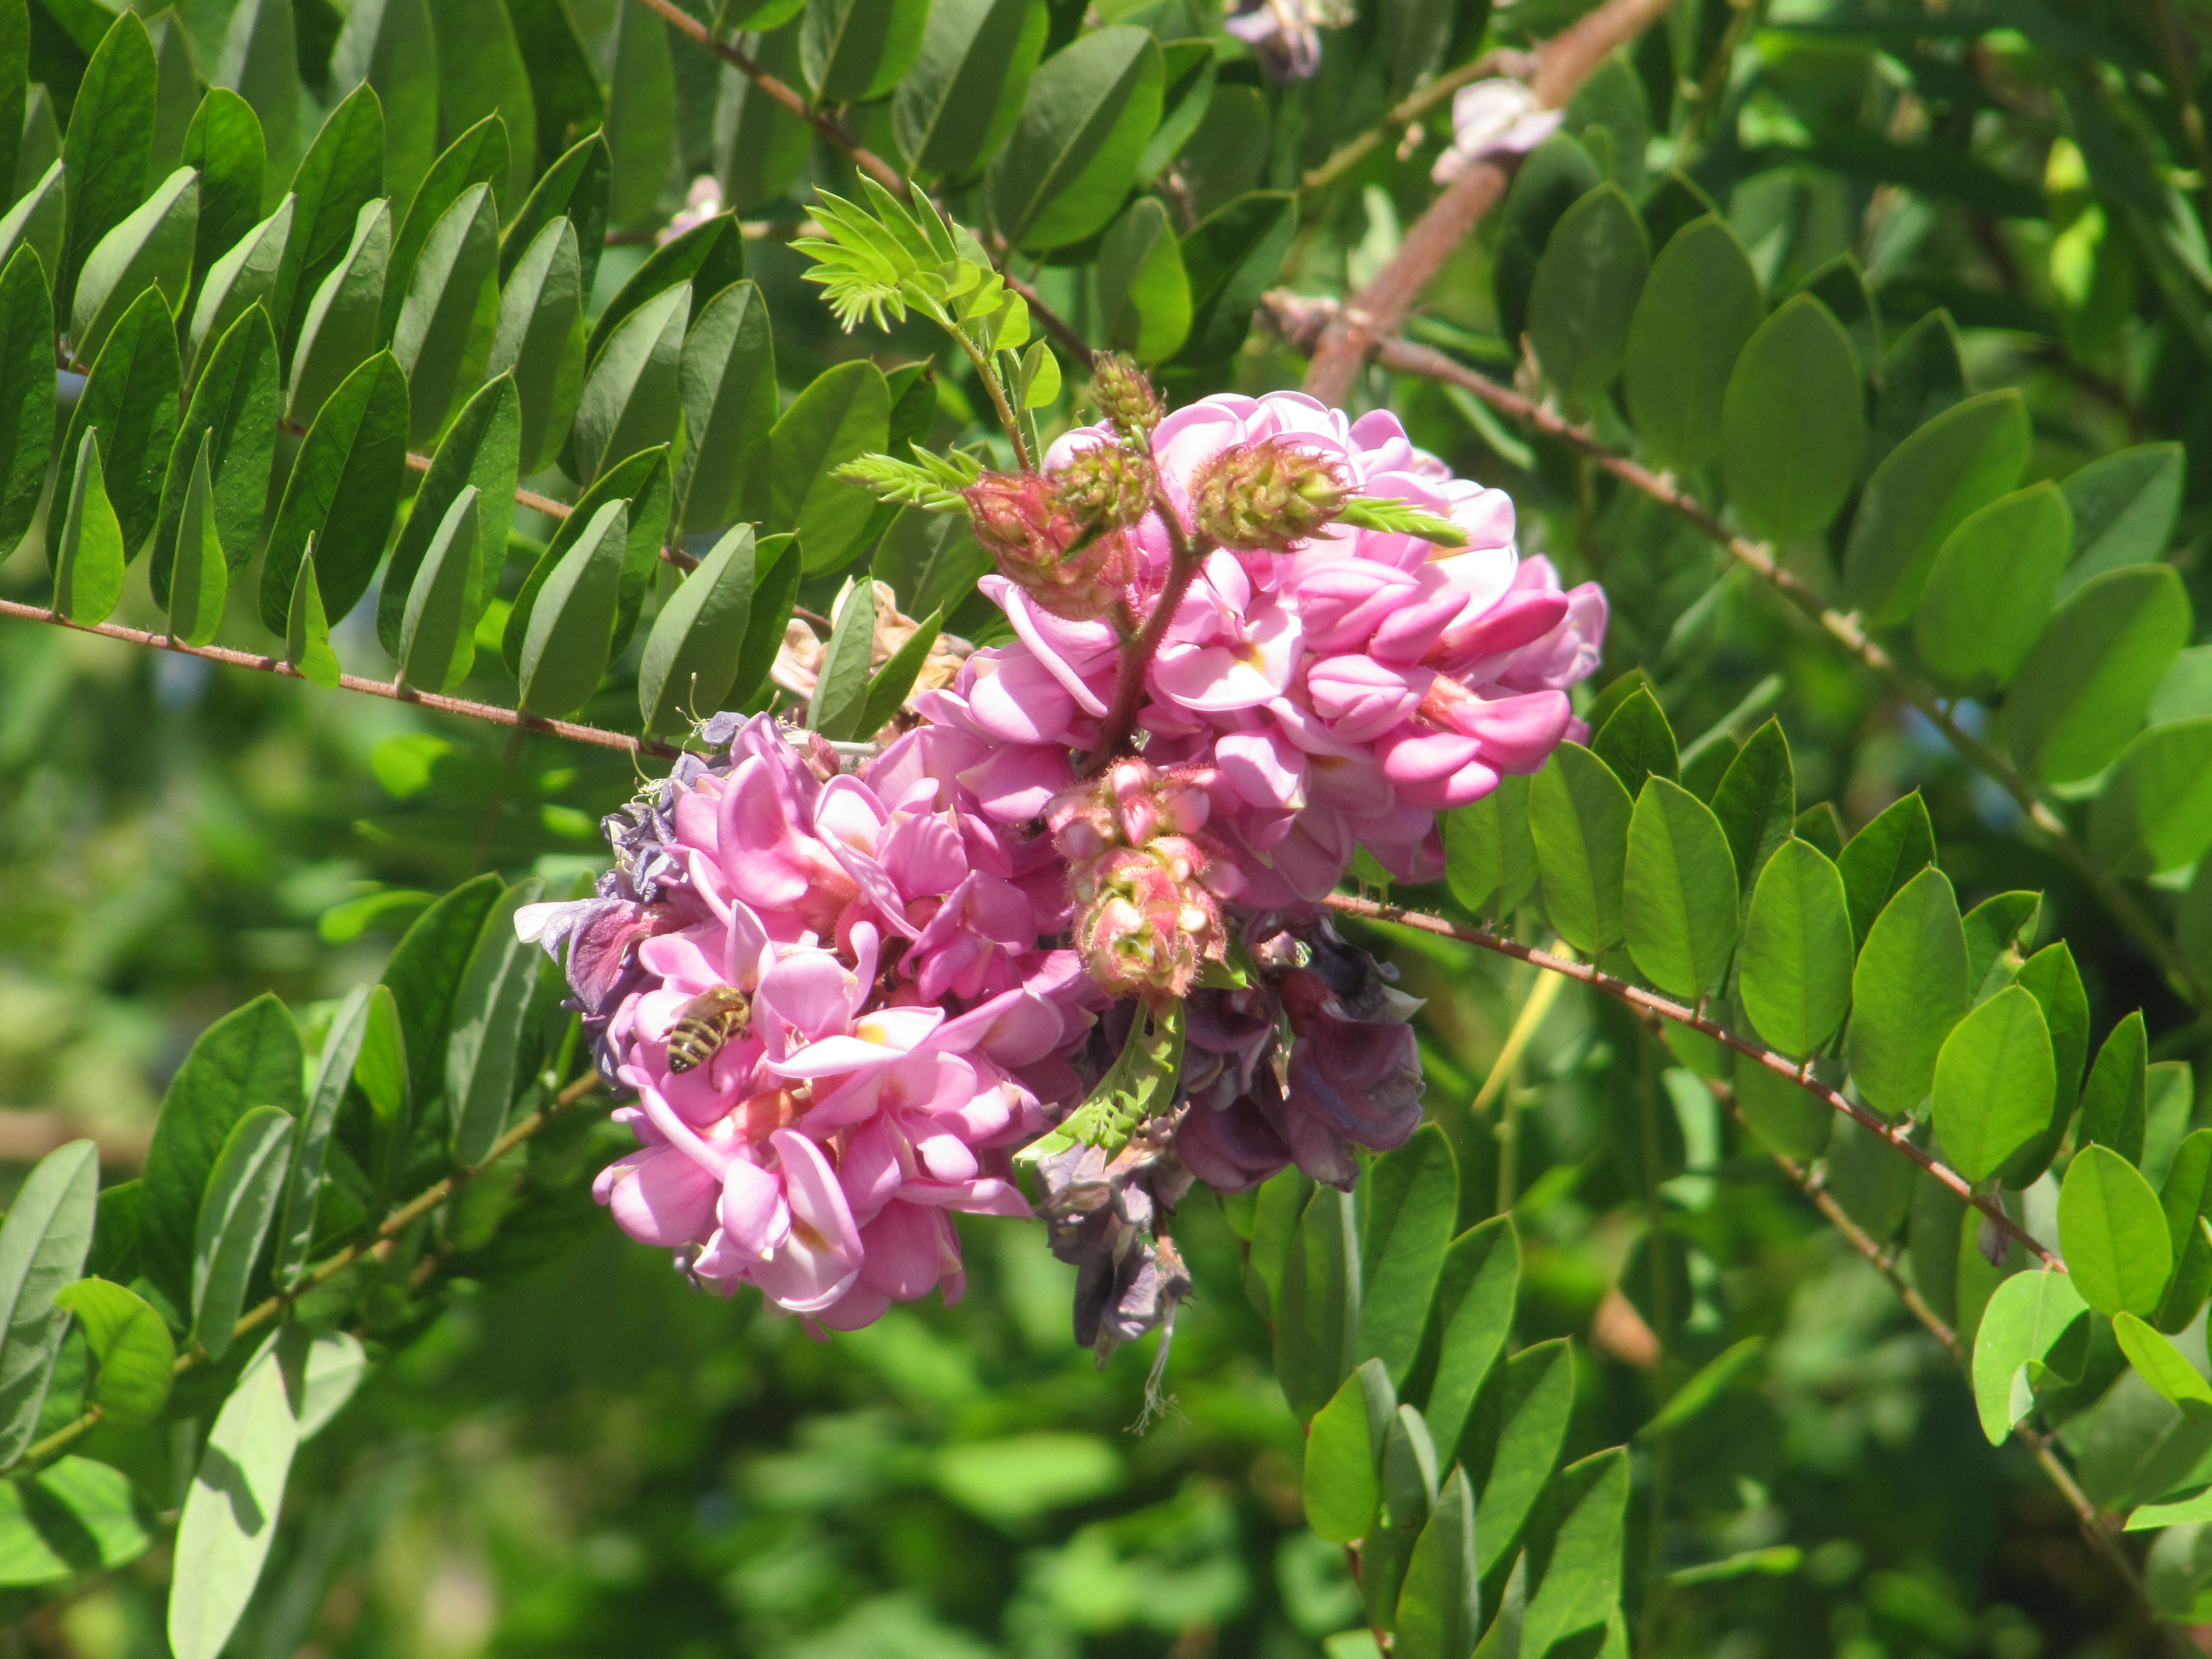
1084,489,1208,769
1303,50,1532,195
0,598,681,760
1300,0,1679,403
403,447,572,521
633,0,910,198
1326,892,2061,1269
1735,1092,2157,1614
11,1072,607,1472
1277,312,2212,1018
1002,270,1092,362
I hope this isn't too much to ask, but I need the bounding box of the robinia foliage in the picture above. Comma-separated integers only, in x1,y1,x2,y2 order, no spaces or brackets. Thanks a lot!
0,0,2207,1652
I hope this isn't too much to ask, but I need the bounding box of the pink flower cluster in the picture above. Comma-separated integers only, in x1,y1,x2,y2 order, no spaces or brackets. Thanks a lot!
916,392,1606,907
521,716,1101,1332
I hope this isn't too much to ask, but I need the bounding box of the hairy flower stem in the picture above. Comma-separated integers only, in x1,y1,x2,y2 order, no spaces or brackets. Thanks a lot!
1294,320,2212,1019
6,1070,607,1474
1326,892,2062,1270
1084,492,1208,773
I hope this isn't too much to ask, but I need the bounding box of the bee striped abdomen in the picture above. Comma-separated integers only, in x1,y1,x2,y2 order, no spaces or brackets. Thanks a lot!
664,985,752,1073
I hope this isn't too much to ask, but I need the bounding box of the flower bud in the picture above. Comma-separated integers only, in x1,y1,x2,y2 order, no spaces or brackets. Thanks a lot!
1055,441,1156,531
1089,352,1165,442
1073,842,1228,1004
963,471,1132,622
1191,439,1348,551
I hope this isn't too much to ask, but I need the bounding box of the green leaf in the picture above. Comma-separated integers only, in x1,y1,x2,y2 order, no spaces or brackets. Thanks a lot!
165,434,227,646
571,280,688,488
893,0,1045,180
185,195,291,387
2060,442,2183,599
1846,866,1969,1118
1394,1465,1479,1659
394,487,480,693
717,22,813,213
1720,294,1863,542
1709,718,1795,899
802,0,928,102
504,0,605,191
640,523,759,734
1467,1339,1574,1575
168,1337,300,1659
1836,790,1934,948
1999,942,2090,1189
1971,1269,2088,1443
2081,1011,2150,1166
51,1279,171,1426
1868,306,1963,471
212,0,299,190
872,507,989,627
1914,482,2072,686
1590,685,1677,795
1527,182,1648,414
2060,1143,2173,1318
56,11,155,325
1176,190,1296,366
328,0,436,208
1407,1217,1517,1465
182,95,264,291
1528,742,1633,957
48,429,125,626
69,161,195,366
447,878,547,1167
1739,838,1853,1059
676,279,775,534
378,372,518,660
1019,1002,1183,1165
1963,890,2041,995
1304,1358,1392,1543
2089,718,2212,876
1495,134,1601,345
806,577,878,740
0,249,50,560
286,197,390,427
0,1457,154,1587
1732,1054,1832,1160
592,215,744,368
285,547,341,688
258,348,409,631
1097,195,1190,364
383,111,510,346
391,180,498,445
0,1141,97,1462
503,447,669,674
2159,1144,2212,1334
1275,1185,1358,1421
295,1328,365,1439
276,85,385,362
1624,778,1739,999
1931,985,2056,1183
857,608,942,735
604,0,676,227
1354,1125,1458,1387
0,0,23,205
1363,1405,1439,1626
2117,1312,2212,1420
189,1104,293,1361
1520,1448,1629,1656
156,301,281,604
274,982,376,1291
1640,1336,1765,1439
0,161,62,308
381,875,499,1118
487,214,584,476
1441,775,1537,920
2006,565,2193,784
139,994,303,1316
61,284,181,556
518,498,627,717
1623,213,1763,471
1843,388,2031,625
500,131,607,295
773,358,891,576
989,26,1163,253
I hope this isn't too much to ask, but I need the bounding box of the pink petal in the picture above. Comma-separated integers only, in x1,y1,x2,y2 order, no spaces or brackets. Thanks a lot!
603,1145,719,1246
718,1156,791,1256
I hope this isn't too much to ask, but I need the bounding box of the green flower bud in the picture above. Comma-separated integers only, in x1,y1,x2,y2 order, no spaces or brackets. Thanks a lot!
1190,439,1349,551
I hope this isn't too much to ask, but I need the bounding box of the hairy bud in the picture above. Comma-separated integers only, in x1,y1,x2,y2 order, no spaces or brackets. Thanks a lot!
1191,439,1348,551
1089,352,1166,442
1074,843,1228,1004
1055,441,1157,531
963,471,1131,622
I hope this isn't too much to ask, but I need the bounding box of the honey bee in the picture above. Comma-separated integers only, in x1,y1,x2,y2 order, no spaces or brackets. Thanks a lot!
664,985,753,1073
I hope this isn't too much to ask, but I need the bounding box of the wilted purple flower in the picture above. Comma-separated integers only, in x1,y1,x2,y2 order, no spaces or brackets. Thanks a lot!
1431,80,1563,184
1225,0,1355,80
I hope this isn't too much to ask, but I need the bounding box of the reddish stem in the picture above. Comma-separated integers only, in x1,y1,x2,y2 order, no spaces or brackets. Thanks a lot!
1083,493,1207,774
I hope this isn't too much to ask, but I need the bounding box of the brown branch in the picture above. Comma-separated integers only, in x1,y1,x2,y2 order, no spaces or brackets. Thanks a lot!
11,1071,607,1472
1002,269,1092,362
0,598,682,760
1303,50,1534,195
1732,1091,2156,1615
1299,0,1679,404
1325,891,2061,1271
1278,309,2212,1019
633,0,910,199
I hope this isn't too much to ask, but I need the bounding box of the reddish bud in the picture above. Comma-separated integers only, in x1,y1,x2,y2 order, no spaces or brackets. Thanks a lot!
963,471,1132,622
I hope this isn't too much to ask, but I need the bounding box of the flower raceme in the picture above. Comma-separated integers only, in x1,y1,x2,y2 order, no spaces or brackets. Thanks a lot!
524,377,1604,1349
